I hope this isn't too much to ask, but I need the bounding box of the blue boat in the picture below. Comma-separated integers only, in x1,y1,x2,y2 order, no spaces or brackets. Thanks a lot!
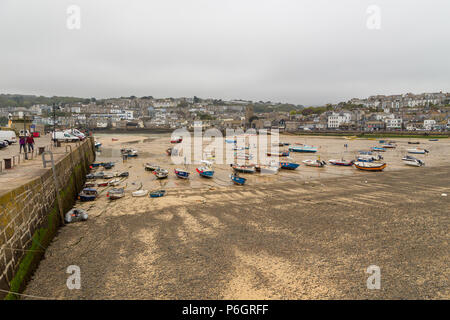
289,145,317,153
150,190,166,198
358,150,373,155
91,162,104,168
225,139,237,144
196,161,214,178
372,147,386,152
280,162,300,170
174,168,190,179
78,188,98,202
230,174,246,185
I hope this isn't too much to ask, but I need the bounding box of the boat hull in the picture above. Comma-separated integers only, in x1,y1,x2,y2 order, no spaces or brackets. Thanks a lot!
354,162,387,171
280,162,299,170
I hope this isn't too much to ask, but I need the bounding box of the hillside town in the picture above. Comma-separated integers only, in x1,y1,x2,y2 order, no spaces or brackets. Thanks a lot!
1,91,449,135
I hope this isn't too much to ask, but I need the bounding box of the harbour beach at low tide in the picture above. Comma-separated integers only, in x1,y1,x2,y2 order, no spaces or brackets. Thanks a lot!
23,134,450,299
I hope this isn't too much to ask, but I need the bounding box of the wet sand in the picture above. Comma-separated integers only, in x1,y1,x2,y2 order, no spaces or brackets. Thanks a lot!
22,134,450,299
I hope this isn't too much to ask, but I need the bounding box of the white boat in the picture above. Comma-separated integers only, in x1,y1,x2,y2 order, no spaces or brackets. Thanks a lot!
407,148,429,154
108,178,121,186
132,190,148,197
302,159,326,167
402,156,425,167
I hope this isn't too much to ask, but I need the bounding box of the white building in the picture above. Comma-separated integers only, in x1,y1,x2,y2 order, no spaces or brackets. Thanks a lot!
423,119,436,130
385,118,402,129
327,112,352,128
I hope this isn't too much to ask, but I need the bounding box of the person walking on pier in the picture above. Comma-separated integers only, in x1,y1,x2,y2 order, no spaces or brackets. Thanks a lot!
27,134,35,152
19,135,26,153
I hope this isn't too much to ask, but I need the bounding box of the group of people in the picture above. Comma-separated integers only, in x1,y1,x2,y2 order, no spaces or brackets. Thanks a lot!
19,134,35,153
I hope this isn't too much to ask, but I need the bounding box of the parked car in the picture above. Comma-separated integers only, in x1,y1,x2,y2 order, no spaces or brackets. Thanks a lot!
51,131,80,142
0,130,17,144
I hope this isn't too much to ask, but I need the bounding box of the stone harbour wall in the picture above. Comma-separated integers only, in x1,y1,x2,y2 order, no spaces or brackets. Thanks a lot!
0,137,95,299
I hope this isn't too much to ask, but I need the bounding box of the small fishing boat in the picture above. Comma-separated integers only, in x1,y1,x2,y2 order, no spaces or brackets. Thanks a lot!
107,188,125,200
230,173,247,185
289,145,318,153
92,172,105,179
166,147,172,156
408,141,420,144
232,165,256,173
145,163,159,171
118,172,129,177
196,160,214,178
150,190,166,198
84,182,96,188
174,168,190,179
356,154,383,162
279,162,300,170
170,137,183,144
372,146,386,152
91,162,104,168
258,165,279,174
407,148,429,154
97,181,109,187
354,161,387,171
429,139,439,141
132,190,148,197
78,188,98,202
402,155,425,167
103,172,114,179
328,159,354,166
127,150,138,157
64,208,88,223
108,178,121,186
302,159,327,167
153,168,169,179
112,138,119,142
267,151,289,157
358,151,373,155
102,162,115,169
382,143,396,149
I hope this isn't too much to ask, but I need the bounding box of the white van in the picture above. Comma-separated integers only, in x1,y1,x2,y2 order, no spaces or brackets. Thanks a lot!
65,129,86,140
52,131,80,142
0,130,17,144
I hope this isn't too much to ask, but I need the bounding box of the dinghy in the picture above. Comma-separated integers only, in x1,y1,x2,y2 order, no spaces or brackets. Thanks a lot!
107,188,125,200
65,208,88,223
153,168,169,179
408,141,420,144
372,147,386,152
230,173,247,185
302,159,327,167
382,143,396,148
407,148,429,154
91,162,104,168
267,151,289,157
102,162,115,169
174,168,190,179
402,155,425,167
328,159,354,166
356,154,383,162
78,188,98,202
97,181,109,187
150,190,166,198
354,161,387,171
132,190,148,197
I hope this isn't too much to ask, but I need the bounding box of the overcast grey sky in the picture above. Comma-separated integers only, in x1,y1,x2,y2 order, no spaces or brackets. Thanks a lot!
0,0,449,105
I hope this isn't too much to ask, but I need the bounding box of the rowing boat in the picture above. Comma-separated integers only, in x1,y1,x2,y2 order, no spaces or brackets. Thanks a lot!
289,145,318,153
302,159,326,167
407,148,429,154
328,159,354,166
174,168,190,179
232,165,256,173
354,161,387,171
230,173,246,185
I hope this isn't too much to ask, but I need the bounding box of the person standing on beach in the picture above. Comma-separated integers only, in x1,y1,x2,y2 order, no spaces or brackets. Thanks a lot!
19,135,26,153
27,134,35,152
